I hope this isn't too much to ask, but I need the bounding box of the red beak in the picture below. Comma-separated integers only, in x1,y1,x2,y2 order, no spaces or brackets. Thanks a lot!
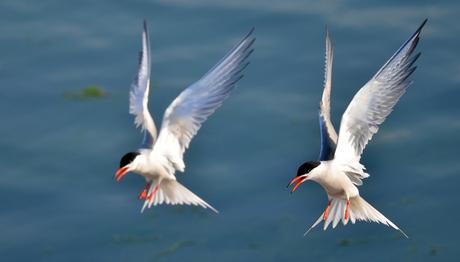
287,175,307,193
115,166,129,182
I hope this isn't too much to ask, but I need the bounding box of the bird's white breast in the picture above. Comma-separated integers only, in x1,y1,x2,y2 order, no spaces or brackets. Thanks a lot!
311,161,359,199
133,151,176,181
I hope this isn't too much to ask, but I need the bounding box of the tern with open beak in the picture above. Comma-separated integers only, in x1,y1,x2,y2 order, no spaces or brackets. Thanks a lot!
116,20,255,213
288,19,427,236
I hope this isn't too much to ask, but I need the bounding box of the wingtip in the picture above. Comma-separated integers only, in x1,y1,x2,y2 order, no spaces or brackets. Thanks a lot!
325,25,333,49
247,37,256,48
142,19,150,44
373,19,426,78
414,18,428,37
404,19,428,49
419,18,428,30
244,27,256,41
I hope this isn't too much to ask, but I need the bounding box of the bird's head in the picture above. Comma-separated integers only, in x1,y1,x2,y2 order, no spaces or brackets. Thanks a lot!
115,152,140,182
287,161,321,193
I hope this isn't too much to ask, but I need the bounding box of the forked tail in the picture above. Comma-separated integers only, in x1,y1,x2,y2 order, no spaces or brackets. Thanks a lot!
305,196,407,238
140,180,218,213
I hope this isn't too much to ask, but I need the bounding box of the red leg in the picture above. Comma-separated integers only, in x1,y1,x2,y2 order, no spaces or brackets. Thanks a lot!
138,183,151,199
344,200,350,220
323,200,332,220
147,184,160,202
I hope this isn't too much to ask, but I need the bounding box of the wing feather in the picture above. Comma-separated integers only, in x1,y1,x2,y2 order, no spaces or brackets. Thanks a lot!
153,28,255,171
129,20,158,148
334,19,427,164
319,27,338,161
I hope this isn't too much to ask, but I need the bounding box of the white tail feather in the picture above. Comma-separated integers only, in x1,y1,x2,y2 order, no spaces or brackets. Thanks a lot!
304,196,407,238
140,180,218,213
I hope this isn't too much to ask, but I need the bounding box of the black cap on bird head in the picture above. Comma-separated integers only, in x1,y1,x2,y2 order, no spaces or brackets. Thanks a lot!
287,161,321,193
297,161,320,176
115,152,140,182
119,152,140,168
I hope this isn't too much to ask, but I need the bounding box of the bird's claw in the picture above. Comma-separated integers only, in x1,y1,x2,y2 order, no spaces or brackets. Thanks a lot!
344,200,350,221
323,201,332,220
138,183,151,200
138,190,148,199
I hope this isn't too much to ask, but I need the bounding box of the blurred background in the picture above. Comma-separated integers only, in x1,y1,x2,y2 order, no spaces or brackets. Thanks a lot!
0,0,458,261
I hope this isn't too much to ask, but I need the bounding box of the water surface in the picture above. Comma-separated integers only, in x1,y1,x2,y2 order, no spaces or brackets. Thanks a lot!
0,0,459,261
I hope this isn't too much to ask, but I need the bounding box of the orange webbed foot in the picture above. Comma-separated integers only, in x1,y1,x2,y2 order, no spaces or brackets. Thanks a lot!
146,184,160,203
323,201,332,220
344,200,350,220
138,183,151,199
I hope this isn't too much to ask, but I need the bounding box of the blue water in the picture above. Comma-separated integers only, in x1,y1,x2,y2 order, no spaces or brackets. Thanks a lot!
1,0,459,261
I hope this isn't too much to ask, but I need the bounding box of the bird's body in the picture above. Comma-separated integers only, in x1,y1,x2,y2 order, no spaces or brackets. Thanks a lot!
132,150,175,181
288,20,427,236
116,21,255,213
309,161,359,200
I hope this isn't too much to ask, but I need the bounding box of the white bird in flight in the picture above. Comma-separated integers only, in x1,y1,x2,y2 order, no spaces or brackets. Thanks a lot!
115,20,255,213
288,19,427,237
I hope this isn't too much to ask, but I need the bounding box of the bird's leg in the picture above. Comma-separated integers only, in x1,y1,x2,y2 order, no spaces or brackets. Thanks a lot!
138,183,151,199
344,199,350,220
323,200,332,220
147,184,160,203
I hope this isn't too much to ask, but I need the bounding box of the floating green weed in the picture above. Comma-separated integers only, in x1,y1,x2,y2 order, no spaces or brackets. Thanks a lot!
339,239,352,247
248,243,261,250
400,196,417,205
430,245,440,256
64,85,107,99
155,240,194,258
112,234,159,244
338,238,370,247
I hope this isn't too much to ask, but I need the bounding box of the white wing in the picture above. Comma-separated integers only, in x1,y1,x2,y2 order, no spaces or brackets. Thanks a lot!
318,27,338,161
334,19,427,163
129,20,157,148
153,28,255,171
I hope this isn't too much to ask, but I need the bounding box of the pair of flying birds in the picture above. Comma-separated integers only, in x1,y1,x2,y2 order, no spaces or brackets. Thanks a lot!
115,19,427,236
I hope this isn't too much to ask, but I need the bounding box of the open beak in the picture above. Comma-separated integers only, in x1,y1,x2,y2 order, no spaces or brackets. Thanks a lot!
115,166,129,182
287,175,308,193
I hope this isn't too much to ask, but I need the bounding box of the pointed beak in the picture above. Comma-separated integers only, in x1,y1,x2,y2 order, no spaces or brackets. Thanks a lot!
115,166,129,182
287,175,308,193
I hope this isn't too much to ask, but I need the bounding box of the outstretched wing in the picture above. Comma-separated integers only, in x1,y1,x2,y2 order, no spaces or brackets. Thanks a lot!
318,27,338,161
129,20,158,148
334,19,427,163
153,28,255,171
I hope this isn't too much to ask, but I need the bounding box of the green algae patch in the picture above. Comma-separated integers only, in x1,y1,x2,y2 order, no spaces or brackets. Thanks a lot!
112,234,160,244
64,85,108,99
155,240,194,258
339,239,352,247
248,243,261,250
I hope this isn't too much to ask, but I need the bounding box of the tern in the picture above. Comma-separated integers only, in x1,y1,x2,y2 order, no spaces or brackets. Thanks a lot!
288,19,427,236
115,21,255,213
